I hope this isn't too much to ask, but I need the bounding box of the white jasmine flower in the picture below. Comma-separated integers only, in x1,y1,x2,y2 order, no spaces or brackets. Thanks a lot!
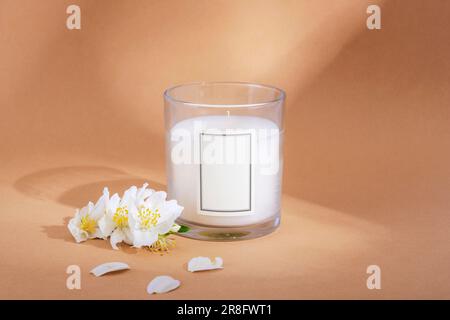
68,188,108,243
68,183,188,253
129,191,184,249
98,186,138,249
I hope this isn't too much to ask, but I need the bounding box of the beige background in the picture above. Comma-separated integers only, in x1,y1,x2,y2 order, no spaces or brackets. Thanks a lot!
1,0,449,299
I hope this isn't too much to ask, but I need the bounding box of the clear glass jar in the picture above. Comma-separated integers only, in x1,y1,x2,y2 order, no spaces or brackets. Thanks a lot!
164,82,285,241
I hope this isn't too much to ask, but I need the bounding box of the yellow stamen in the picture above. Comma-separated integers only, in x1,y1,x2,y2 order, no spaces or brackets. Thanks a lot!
113,206,129,228
137,207,160,230
80,215,97,234
148,236,176,254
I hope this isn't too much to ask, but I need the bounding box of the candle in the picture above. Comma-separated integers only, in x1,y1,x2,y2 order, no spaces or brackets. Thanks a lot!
164,82,285,240
168,115,282,227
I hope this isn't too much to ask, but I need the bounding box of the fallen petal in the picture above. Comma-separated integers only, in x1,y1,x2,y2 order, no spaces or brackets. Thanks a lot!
188,256,223,272
147,275,180,294
90,262,130,277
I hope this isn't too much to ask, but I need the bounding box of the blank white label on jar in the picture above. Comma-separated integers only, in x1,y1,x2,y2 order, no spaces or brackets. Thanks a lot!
199,132,254,216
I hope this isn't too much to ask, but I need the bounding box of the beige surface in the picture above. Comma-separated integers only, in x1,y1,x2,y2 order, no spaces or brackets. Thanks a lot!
1,0,449,299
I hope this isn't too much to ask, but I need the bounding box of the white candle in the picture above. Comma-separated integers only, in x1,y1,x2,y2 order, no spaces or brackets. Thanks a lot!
168,115,282,227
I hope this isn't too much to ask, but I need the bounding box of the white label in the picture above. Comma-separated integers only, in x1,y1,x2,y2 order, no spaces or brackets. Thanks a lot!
199,132,254,216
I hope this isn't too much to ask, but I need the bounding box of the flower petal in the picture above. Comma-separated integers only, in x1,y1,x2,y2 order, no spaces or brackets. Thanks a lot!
156,201,184,234
90,262,130,277
79,204,89,217
147,276,180,294
98,215,115,237
136,183,154,205
121,186,137,206
124,229,134,245
127,204,138,228
146,191,167,211
156,220,176,235
68,217,88,243
87,201,94,213
188,257,223,272
91,187,109,220
91,228,104,239
108,193,120,211
131,229,158,248
110,228,126,250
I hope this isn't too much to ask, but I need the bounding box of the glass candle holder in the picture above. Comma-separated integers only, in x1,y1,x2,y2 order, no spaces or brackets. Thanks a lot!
164,82,285,241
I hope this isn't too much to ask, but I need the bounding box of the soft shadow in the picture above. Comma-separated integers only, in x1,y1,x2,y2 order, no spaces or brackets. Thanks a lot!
14,165,166,208
42,216,74,243
41,216,112,250
58,179,166,208
283,0,450,224
17,166,166,251
14,166,128,201
42,217,143,254
42,217,137,252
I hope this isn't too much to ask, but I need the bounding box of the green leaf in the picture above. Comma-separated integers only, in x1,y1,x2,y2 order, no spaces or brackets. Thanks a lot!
177,225,190,233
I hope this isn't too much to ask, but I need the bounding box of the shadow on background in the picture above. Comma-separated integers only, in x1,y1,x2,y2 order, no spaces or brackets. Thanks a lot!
58,178,166,208
283,0,450,225
14,165,166,207
41,216,140,253
15,165,165,250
